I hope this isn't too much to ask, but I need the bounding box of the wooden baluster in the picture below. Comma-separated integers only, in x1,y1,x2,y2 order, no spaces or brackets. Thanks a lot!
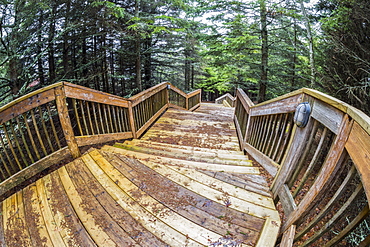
259,115,272,152
8,120,29,166
268,114,283,158
46,104,61,149
128,101,137,139
103,104,110,133
97,103,105,134
55,86,81,159
80,100,89,135
30,109,48,156
0,156,7,180
271,113,289,161
292,127,329,198
92,102,100,134
22,113,41,160
263,114,278,155
38,106,54,153
3,123,23,170
0,129,16,175
107,105,115,133
123,108,130,132
86,101,95,135
72,98,84,136
15,116,34,163
111,106,118,133
115,107,123,133
276,113,294,164
250,116,261,147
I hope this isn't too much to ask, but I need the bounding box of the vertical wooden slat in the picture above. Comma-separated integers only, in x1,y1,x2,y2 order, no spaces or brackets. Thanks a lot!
80,100,89,135
276,114,294,164
46,104,61,149
2,124,22,170
72,98,84,136
267,114,281,157
38,106,54,153
97,103,105,134
128,101,137,139
103,104,110,133
22,113,41,160
55,86,81,159
30,109,48,156
272,113,289,161
92,102,100,135
0,135,13,176
115,107,123,133
107,105,115,133
8,121,29,166
86,101,95,135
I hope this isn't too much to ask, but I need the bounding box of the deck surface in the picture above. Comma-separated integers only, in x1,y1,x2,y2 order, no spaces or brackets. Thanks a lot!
0,103,280,246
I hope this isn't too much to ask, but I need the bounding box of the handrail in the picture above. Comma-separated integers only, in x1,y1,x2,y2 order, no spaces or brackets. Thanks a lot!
215,93,236,107
234,88,370,246
0,81,201,198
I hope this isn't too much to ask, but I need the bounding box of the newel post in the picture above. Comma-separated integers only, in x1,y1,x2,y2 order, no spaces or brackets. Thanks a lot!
55,85,81,158
128,100,137,139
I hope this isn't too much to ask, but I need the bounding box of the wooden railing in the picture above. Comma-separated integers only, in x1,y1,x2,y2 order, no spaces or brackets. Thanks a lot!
234,88,370,246
215,93,235,107
0,82,201,197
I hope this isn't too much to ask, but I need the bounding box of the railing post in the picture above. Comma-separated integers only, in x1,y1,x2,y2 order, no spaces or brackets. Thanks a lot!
54,86,81,158
128,100,137,139
186,97,189,110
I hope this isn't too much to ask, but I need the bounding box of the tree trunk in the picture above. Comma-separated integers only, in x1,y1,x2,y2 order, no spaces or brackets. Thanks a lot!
37,10,45,85
298,0,315,87
48,4,56,83
259,0,268,103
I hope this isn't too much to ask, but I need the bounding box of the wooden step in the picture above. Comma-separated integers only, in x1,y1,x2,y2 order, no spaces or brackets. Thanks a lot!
102,146,260,174
114,142,253,167
125,139,246,157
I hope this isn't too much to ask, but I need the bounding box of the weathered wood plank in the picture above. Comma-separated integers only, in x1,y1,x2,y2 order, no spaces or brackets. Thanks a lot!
311,99,344,135
80,152,203,247
346,121,370,205
250,94,303,117
243,142,280,177
280,225,296,247
136,104,168,138
57,166,116,246
75,132,133,146
256,217,280,247
23,184,54,247
64,83,129,108
277,184,296,217
129,83,168,106
65,159,166,246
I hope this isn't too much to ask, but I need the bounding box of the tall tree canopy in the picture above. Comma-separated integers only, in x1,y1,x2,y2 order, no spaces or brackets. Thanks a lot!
0,0,368,114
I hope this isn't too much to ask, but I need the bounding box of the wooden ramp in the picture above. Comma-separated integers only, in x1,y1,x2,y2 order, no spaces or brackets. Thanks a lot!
0,103,281,247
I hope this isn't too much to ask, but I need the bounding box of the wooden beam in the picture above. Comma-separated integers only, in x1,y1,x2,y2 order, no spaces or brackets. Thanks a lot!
55,86,81,158
127,101,137,139
75,132,133,147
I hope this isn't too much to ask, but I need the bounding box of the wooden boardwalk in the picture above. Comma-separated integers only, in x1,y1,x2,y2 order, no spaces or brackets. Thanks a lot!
0,103,280,246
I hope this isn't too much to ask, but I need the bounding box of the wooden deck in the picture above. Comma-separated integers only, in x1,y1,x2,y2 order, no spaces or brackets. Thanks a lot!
0,103,280,247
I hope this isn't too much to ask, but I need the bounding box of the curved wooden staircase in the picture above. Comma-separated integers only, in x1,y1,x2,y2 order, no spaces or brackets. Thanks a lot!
0,104,280,247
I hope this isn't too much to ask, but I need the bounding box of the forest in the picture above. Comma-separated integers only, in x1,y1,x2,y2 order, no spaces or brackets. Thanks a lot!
0,0,369,115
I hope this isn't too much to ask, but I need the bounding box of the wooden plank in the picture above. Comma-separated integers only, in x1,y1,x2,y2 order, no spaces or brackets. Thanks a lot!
169,165,275,209
236,89,254,114
103,151,262,245
57,166,116,246
89,150,224,245
277,184,297,217
80,152,203,247
311,99,344,135
35,179,67,247
55,86,80,158
187,89,202,98
188,103,200,111
75,132,133,147
3,193,32,246
0,82,62,116
22,184,54,247
280,225,296,247
61,163,139,246
0,202,4,247
250,94,303,117
42,173,96,246
64,83,129,108
103,146,259,174
243,142,280,177
346,121,370,205
0,89,56,125
0,147,71,199
255,217,280,247
281,115,352,233
103,147,280,221
65,159,166,246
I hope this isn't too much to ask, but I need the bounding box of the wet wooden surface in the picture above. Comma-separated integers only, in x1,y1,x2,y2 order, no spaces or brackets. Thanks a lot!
0,103,280,246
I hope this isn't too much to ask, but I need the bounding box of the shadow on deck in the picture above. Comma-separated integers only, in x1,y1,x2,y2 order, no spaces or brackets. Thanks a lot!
0,103,280,247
